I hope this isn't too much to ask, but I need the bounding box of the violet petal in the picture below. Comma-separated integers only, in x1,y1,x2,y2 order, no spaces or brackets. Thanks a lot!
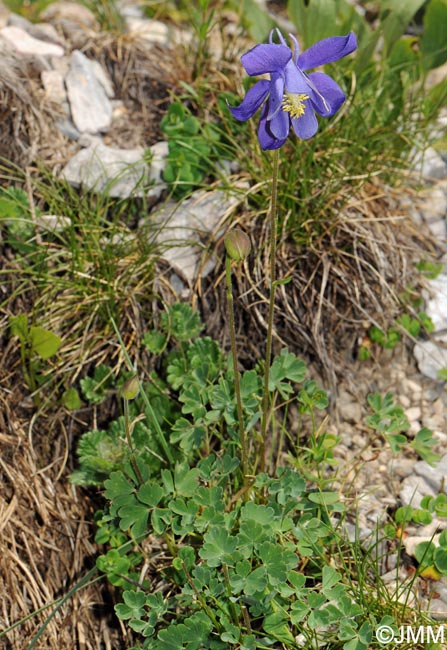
291,108,318,139
258,117,286,150
308,72,345,117
229,79,270,121
269,109,290,140
267,73,285,120
242,43,291,75
297,32,357,71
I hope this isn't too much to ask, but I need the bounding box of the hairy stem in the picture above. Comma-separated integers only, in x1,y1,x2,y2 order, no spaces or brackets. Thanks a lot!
225,255,249,485
260,148,280,473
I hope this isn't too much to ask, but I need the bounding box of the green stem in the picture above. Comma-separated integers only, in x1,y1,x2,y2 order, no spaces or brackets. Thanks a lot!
225,255,249,484
109,316,174,465
260,148,280,473
124,398,144,486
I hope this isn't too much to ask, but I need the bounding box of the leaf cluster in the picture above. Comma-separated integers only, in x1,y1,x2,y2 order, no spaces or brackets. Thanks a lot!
366,392,441,464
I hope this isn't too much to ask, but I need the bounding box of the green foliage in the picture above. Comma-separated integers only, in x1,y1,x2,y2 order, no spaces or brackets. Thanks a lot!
421,0,447,69
361,311,435,357
73,303,389,647
416,259,444,279
161,102,227,198
9,313,62,396
414,529,447,577
80,364,115,405
0,186,37,254
366,392,440,463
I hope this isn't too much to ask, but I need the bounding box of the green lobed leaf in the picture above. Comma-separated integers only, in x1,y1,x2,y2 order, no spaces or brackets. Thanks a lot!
269,348,307,398
62,386,82,410
421,0,447,69
199,526,238,568
434,546,447,574
29,326,62,359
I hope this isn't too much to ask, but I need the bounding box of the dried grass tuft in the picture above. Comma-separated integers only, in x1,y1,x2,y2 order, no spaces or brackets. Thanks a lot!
0,42,67,168
0,388,126,649
199,180,440,389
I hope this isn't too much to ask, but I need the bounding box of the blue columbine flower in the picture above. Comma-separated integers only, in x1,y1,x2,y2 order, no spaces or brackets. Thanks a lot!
230,29,357,150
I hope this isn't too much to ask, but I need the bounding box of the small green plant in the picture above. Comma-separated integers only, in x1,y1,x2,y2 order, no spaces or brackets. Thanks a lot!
160,101,229,198
9,313,62,398
0,185,37,255
359,311,435,359
366,392,441,464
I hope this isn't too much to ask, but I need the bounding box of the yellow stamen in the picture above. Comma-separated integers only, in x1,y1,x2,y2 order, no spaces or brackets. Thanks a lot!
282,92,309,119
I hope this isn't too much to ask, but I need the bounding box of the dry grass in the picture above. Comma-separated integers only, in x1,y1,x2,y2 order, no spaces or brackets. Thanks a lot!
0,42,67,169
199,179,441,389
0,386,128,649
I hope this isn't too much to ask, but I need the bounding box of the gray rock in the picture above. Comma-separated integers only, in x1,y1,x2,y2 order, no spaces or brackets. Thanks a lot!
414,339,447,381
41,69,67,105
125,17,170,44
414,454,447,495
424,274,447,334
61,141,147,198
90,60,115,98
35,214,72,232
56,117,81,140
0,25,64,57
399,474,437,508
6,13,32,30
429,578,447,620
29,23,66,47
143,185,248,284
65,50,113,134
40,1,98,30
146,141,168,200
413,146,447,181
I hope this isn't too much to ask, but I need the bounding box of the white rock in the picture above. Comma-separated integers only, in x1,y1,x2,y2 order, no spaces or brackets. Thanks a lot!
399,474,437,508
414,454,447,494
144,186,248,284
406,406,422,423
61,141,147,198
414,340,447,381
147,141,168,200
41,69,67,105
424,274,447,333
0,25,64,57
90,60,115,98
404,534,441,558
125,17,169,44
65,50,113,134
413,146,447,180
36,214,72,232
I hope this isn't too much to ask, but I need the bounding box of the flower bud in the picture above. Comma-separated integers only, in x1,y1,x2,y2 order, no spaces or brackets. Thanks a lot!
225,228,251,262
120,375,139,400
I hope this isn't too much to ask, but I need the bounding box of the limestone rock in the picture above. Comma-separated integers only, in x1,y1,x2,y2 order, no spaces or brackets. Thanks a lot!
413,455,447,495
424,274,447,334
61,141,146,197
125,17,170,44
413,146,447,181
65,50,113,134
0,25,64,57
41,69,67,105
40,1,99,30
35,214,72,232
414,339,447,381
399,474,437,508
142,186,248,284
